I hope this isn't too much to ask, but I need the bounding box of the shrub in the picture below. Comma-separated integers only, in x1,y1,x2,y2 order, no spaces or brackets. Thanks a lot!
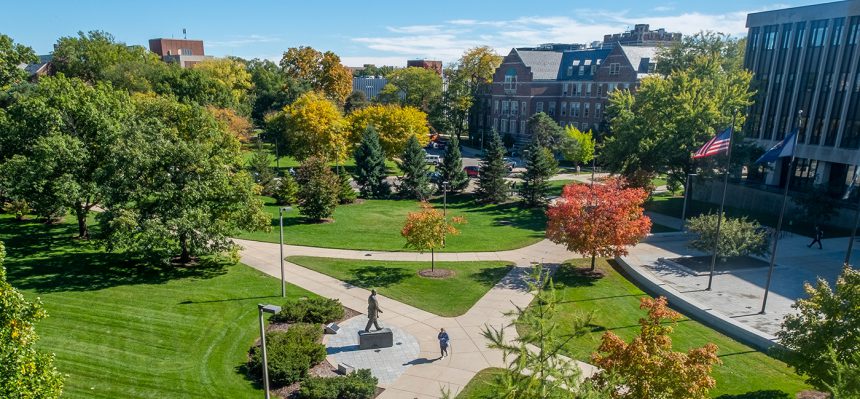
247,323,326,387
270,297,345,324
3,199,30,220
687,213,769,261
298,369,378,399
296,156,339,221
273,174,299,206
337,173,357,204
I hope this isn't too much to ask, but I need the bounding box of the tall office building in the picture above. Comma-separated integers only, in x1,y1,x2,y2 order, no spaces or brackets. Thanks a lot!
744,1,860,193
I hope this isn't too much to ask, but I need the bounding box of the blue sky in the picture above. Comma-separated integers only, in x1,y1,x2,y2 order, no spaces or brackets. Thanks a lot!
5,0,824,66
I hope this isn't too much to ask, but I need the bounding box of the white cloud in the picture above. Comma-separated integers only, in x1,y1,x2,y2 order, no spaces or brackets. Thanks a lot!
386,25,445,34
340,56,411,67
208,34,281,48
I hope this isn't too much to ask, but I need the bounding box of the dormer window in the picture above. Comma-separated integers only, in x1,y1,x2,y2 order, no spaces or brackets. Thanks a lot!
504,68,517,92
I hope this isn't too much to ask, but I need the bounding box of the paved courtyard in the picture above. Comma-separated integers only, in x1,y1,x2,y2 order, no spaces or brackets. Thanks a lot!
324,315,420,385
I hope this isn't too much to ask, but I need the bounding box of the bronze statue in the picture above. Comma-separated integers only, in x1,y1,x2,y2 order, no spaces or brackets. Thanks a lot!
364,289,383,332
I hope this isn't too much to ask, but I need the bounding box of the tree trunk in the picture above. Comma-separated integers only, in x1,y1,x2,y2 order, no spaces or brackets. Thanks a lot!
74,202,89,239
591,253,596,271
179,234,191,264
431,248,435,272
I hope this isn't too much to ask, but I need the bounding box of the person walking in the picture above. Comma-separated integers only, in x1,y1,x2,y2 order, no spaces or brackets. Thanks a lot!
807,225,824,249
437,328,450,358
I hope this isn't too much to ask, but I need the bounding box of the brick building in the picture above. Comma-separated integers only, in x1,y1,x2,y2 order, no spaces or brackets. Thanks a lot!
603,24,682,47
148,38,211,68
407,59,443,76
469,44,659,148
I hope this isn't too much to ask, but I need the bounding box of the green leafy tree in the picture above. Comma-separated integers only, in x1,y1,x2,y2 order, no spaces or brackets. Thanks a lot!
793,185,839,225
528,113,567,153
295,156,339,222
482,264,611,399
0,34,36,90
279,46,352,104
344,90,368,114
777,266,860,392
686,214,769,261
2,199,30,221
98,95,268,263
477,130,509,203
398,136,432,200
603,32,752,190
562,126,595,168
337,173,357,204
0,241,64,398
273,173,299,206
445,46,503,141
354,64,396,77
0,75,134,236
519,140,558,207
247,58,310,125
52,30,157,83
352,126,390,198
379,67,442,114
438,135,469,192
249,142,277,195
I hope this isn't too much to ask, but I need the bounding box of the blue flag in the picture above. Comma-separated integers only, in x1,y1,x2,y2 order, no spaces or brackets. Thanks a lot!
755,129,797,165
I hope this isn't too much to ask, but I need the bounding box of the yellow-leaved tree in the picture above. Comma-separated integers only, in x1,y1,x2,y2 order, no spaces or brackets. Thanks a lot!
347,104,429,157
401,203,465,271
193,58,253,109
269,91,348,162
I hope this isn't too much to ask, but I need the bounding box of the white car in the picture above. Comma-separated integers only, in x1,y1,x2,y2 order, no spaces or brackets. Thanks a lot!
425,154,441,165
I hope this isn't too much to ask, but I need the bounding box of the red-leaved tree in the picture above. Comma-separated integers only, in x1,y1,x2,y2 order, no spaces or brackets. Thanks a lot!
546,177,651,270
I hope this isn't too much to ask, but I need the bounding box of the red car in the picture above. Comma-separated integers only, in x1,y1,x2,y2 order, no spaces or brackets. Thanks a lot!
464,166,480,178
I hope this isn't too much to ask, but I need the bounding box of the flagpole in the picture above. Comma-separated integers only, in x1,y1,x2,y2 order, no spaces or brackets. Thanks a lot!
706,112,736,291
760,110,802,314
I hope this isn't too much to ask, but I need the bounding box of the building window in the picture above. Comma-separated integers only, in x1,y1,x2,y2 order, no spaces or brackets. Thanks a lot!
571,102,580,118
586,83,592,97
811,22,826,47
595,103,602,119
511,101,518,116
521,101,527,115
504,68,518,92
501,101,509,115
596,85,603,97
832,19,844,46
563,83,569,96
536,102,544,113
572,83,579,96
501,119,507,133
521,121,526,134
578,66,585,76
608,83,617,92
850,18,860,45
510,119,517,134
548,102,556,116
765,30,777,50
493,118,498,131
494,100,499,113
609,63,620,75
583,103,590,119
561,102,567,116
181,48,193,55
567,66,573,76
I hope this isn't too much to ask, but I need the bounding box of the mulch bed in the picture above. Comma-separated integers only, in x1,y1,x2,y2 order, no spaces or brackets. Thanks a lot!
418,268,455,278
669,255,770,273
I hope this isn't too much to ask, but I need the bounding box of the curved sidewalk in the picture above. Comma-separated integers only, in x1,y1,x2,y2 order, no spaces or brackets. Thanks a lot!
236,238,596,398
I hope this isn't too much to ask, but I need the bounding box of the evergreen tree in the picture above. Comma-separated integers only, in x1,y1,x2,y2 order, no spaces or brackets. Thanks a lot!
296,156,339,222
337,173,357,204
398,135,432,200
352,126,390,198
249,142,277,195
477,130,509,203
437,135,469,192
518,140,558,207
272,173,299,206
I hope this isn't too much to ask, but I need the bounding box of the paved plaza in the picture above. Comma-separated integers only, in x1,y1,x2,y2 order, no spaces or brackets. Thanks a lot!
324,315,420,385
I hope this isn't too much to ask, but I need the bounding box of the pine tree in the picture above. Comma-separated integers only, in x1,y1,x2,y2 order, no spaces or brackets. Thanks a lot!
337,173,357,204
398,135,432,200
438,135,469,192
249,142,277,195
477,130,509,203
272,173,299,205
353,126,390,198
296,156,339,222
518,139,558,207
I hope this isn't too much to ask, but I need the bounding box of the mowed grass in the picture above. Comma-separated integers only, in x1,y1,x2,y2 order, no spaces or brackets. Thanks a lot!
286,256,513,317
242,145,402,176
0,215,316,399
238,194,548,252
455,368,505,399
519,258,810,397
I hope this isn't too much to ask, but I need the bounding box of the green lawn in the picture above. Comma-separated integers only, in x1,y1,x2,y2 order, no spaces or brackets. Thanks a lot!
0,215,315,398
285,256,513,317
238,194,548,252
647,193,850,237
243,143,402,176
455,368,505,399
518,258,810,397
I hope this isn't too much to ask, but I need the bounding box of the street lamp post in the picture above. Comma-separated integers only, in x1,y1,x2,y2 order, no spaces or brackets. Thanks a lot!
278,207,292,297
442,181,450,217
258,304,283,399
680,173,697,231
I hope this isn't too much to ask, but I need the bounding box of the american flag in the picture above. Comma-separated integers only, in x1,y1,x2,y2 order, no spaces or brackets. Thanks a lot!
693,127,732,159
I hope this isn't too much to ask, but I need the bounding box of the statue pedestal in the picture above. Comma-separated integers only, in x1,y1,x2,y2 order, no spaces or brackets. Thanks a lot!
358,328,393,349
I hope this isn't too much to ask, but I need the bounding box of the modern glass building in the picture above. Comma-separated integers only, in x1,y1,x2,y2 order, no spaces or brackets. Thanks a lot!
744,0,860,194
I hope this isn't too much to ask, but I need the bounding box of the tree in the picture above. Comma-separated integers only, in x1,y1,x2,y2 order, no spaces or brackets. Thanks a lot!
379,67,442,113
476,130,509,203
249,142,277,195
776,265,860,392
0,241,64,398
528,113,567,153
401,203,464,271
279,47,352,104
208,106,254,142
794,185,839,225
344,90,368,114
354,64,396,77
269,91,347,162
272,173,299,206
518,140,558,207
398,136,432,200
352,126,390,198
192,58,253,113
591,296,721,399
546,177,651,270
2,199,29,221
603,32,752,190
0,75,134,236
98,95,268,263
52,30,157,83
482,265,610,399
562,126,595,169
247,58,309,125
337,173,357,204
686,214,769,261
444,46,502,141
295,156,339,222
346,104,429,156
437,135,469,192
0,34,36,91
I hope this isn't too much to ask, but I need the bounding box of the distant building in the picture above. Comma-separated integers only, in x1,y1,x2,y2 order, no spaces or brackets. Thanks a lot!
407,59,443,76
603,24,682,47
18,55,53,80
353,76,388,100
470,44,659,150
148,38,211,68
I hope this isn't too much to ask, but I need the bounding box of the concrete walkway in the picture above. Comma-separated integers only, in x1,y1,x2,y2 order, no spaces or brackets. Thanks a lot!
236,238,596,398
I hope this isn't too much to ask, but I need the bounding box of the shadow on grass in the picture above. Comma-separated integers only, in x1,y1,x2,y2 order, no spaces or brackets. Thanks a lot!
551,263,606,290
346,265,411,288
715,390,791,399
431,194,547,234
470,266,515,288
0,217,228,293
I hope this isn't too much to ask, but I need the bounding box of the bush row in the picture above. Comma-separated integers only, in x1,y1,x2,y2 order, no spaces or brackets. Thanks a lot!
270,297,345,325
248,323,326,386
298,369,378,399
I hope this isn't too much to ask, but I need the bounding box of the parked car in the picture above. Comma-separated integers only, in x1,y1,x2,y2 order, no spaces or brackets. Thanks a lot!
503,157,517,171
428,171,442,183
464,166,480,178
425,154,441,165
